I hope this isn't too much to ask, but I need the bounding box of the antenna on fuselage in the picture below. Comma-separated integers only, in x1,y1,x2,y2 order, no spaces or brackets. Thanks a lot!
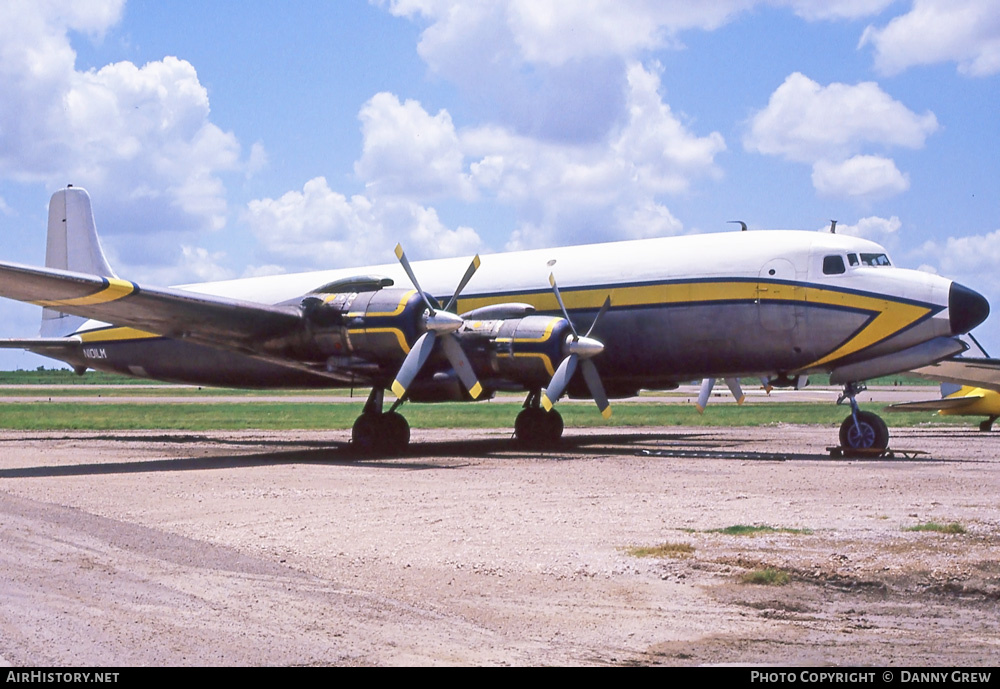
829,219,837,234
728,220,747,232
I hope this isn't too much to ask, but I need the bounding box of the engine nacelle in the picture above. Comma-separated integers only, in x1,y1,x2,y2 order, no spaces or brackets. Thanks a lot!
460,314,574,387
295,288,429,364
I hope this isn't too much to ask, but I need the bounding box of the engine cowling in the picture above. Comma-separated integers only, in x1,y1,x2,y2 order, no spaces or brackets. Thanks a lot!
460,315,575,388
293,288,429,364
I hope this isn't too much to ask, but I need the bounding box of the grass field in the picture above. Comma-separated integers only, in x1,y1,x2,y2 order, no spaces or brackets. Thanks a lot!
0,368,952,431
0,399,961,431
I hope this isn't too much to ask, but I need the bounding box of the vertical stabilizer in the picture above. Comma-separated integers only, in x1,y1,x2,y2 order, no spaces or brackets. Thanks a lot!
41,186,117,337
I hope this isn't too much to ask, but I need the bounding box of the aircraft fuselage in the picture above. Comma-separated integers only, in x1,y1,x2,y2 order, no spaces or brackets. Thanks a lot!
63,230,973,395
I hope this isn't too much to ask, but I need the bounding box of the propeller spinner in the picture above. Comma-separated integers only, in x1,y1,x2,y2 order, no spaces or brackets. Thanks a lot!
539,273,612,419
390,244,483,401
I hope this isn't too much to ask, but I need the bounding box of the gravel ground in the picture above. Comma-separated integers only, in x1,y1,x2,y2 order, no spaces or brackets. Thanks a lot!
0,424,997,666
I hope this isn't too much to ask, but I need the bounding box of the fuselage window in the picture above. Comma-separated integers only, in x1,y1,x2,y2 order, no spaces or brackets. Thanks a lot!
823,255,846,275
860,253,891,266
848,253,859,267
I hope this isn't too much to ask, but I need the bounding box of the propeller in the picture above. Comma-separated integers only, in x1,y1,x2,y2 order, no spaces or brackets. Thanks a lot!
695,377,745,413
539,273,612,419
390,244,483,400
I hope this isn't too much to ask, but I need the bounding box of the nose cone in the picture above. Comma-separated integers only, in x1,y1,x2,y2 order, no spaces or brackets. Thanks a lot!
949,282,990,334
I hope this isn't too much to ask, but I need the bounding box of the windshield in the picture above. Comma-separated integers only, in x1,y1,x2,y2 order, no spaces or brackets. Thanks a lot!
859,253,891,266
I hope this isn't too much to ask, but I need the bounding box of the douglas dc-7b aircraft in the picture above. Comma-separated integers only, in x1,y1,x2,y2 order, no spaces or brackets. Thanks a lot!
0,187,990,453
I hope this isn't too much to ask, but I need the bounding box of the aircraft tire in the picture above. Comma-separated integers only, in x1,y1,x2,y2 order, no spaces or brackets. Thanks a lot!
351,412,382,455
514,408,563,447
351,412,410,456
839,411,889,450
382,411,410,454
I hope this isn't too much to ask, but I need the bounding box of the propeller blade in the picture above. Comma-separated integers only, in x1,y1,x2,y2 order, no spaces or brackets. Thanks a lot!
440,333,483,399
391,331,437,399
548,273,578,338
725,377,745,405
583,295,612,339
696,378,715,413
394,244,436,314
541,354,579,411
443,254,481,312
580,359,611,419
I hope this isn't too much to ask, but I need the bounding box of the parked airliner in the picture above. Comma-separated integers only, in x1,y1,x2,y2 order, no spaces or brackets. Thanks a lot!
0,187,989,453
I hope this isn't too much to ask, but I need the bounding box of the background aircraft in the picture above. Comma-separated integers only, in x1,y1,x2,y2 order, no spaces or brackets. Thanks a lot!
0,187,990,454
887,335,1000,431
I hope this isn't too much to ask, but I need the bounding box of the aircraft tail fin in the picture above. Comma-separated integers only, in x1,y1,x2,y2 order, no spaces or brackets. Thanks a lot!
41,186,117,337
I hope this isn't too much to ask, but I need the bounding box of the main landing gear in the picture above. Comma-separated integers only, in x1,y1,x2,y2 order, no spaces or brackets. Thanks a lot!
351,386,572,455
351,388,410,456
837,382,889,451
514,389,564,447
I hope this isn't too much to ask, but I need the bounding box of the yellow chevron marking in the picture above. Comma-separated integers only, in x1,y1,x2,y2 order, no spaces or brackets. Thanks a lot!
347,327,411,354
345,290,416,318
33,278,135,308
799,292,932,368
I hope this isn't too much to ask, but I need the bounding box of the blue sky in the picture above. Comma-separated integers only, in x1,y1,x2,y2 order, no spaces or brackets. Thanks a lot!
1,0,998,370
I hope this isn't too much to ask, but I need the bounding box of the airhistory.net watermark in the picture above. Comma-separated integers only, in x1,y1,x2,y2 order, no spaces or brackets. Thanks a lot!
5,672,119,684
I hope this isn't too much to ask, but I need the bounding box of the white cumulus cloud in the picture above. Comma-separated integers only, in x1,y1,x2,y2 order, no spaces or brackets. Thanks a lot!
245,177,482,271
0,1,252,246
745,72,937,199
812,156,909,199
860,0,1000,77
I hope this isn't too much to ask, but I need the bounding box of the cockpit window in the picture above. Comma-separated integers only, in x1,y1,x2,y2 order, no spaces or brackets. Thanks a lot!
847,253,859,266
823,255,846,275
860,253,891,266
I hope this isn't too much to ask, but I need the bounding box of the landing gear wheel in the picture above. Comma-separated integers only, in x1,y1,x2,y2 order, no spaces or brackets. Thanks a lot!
839,411,889,450
514,407,563,447
352,412,410,456
382,411,410,454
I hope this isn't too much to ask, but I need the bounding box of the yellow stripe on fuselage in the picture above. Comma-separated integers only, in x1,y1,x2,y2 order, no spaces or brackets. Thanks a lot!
457,280,934,370
77,327,160,343
33,278,135,308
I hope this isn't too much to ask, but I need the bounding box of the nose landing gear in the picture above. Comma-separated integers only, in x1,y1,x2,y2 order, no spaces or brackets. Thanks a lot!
837,382,890,450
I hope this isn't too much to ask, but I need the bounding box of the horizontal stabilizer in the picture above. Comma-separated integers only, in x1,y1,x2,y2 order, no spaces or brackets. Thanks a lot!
0,337,81,350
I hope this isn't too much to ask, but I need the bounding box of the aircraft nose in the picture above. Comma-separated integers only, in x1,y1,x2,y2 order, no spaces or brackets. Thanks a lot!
949,282,990,334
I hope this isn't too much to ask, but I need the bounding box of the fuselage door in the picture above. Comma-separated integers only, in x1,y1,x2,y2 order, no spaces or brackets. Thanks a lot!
757,258,802,334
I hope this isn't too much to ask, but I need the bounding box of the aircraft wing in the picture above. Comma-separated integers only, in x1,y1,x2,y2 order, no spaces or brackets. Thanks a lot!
885,395,985,413
909,358,1000,394
0,259,305,355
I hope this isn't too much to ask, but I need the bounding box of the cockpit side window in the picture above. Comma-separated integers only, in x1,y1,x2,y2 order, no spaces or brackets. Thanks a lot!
823,255,846,275
847,253,859,267
860,253,891,266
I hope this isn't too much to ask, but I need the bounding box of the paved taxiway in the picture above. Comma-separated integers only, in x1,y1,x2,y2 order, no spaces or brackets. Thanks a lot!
0,423,997,666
